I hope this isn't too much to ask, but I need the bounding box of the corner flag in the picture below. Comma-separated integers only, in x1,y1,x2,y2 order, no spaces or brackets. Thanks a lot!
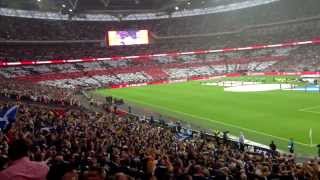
0,105,18,130
309,128,313,146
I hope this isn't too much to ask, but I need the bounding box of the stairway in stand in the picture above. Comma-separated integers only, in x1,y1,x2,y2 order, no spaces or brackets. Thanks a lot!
144,68,169,81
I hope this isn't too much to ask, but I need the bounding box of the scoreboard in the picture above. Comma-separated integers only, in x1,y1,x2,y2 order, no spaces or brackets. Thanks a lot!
107,30,149,46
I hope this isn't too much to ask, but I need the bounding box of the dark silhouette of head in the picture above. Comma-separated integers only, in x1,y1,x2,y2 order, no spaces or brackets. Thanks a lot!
8,139,29,161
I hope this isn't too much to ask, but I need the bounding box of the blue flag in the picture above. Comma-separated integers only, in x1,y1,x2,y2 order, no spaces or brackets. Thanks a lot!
0,105,18,130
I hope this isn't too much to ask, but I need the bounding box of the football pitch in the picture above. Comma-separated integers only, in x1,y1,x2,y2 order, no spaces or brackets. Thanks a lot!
95,77,320,156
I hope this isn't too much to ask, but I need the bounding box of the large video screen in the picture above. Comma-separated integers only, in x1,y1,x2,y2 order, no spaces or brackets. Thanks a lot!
107,30,149,46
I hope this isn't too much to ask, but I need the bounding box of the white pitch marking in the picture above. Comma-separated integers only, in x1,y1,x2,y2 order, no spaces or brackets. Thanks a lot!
300,109,320,115
299,105,320,112
113,95,312,147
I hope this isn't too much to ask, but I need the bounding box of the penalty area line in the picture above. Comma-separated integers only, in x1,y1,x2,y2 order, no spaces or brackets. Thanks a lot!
299,105,320,114
118,96,311,147
300,110,320,114
299,105,320,111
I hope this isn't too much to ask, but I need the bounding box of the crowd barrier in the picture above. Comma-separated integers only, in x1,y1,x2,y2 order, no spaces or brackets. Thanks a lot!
125,111,275,155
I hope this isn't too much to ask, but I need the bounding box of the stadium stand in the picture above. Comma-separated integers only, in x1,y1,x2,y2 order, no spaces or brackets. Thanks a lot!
2,45,320,89
1,0,320,179
0,86,320,179
0,0,320,41
0,17,319,66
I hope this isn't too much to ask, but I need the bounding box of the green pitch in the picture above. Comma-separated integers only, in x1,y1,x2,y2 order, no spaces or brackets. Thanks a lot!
94,77,320,156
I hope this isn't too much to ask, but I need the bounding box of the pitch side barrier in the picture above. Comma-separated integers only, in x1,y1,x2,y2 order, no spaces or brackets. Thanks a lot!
1,39,320,67
124,111,275,155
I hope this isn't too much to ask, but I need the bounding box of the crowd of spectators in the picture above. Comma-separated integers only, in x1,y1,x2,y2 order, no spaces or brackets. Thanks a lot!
2,44,320,89
0,45,304,75
0,0,320,179
268,46,320,72
0,56,280,89
1,43,319,89
0,88,320,179
0,77,80,106
0,16,319,64
0,0,319,41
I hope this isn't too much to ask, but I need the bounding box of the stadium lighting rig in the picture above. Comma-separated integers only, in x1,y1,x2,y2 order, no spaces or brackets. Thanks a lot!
68,0,78,11
59,0,78,17
134,0,140,5
100,0,111,7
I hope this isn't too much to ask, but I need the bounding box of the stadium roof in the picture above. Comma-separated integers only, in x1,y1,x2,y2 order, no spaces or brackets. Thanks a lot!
0,0,177,12
77,0,173,11
0,0,251,13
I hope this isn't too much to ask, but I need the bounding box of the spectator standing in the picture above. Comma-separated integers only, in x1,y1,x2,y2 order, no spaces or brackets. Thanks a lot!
0,139,49,180
269,140,277,154
239,132,245,152
223,131,229,143
288,138,294,153
83,167,105,180
213,129,220,144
